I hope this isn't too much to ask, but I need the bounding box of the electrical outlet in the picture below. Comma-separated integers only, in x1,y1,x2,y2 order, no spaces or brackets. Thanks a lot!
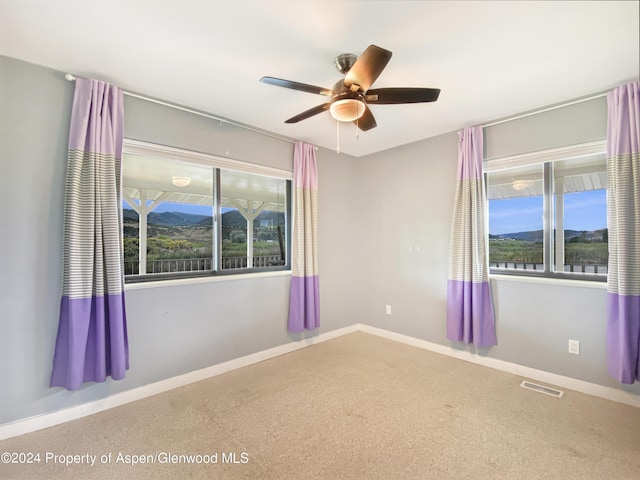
385,305,392,315
568,339,580,355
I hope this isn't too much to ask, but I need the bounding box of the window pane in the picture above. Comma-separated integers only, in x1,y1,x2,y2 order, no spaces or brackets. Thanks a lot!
121,143,291,281
553,155,607,275
220,169,287,270
122,153,214,275
488,164,544,272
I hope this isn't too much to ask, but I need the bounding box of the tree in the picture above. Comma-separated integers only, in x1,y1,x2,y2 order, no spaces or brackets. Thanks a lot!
230,230,247,243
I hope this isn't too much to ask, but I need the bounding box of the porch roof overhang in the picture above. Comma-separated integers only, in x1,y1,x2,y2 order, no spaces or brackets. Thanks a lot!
122,153,286,212
487,153,607,200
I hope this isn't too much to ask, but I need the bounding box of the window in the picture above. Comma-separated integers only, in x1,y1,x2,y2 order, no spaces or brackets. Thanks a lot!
122,140,291,282
486,142,607,281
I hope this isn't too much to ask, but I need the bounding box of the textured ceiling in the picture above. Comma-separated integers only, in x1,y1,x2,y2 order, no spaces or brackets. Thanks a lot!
1,0,638,157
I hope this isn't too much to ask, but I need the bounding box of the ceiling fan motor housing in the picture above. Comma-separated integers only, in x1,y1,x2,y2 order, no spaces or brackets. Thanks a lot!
334,53,357,74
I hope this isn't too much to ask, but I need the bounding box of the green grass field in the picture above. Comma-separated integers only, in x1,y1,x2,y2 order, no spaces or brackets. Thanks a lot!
124,235,281,262
489,239,608,265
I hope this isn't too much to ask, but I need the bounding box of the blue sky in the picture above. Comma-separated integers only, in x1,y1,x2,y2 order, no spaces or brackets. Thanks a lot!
489,189,607,235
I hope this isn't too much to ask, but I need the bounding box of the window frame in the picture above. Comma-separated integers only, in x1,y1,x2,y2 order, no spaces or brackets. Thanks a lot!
122,139,292,283
485,140,607,283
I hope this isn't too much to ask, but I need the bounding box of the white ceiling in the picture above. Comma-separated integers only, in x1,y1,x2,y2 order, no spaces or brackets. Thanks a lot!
1,0,638,157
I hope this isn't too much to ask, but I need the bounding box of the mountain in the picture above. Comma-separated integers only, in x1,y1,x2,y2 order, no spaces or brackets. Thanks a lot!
219,210,284,229
491,230,543,242
123,208,210,226
490,228,607,242
123,208,283,228
152,211,212,226
123,208,139,223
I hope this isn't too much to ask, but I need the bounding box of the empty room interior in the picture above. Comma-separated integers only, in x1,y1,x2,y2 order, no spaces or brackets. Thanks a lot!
1,1,639,479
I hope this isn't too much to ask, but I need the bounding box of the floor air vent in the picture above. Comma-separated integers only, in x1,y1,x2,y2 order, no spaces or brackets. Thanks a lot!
520,381,564,398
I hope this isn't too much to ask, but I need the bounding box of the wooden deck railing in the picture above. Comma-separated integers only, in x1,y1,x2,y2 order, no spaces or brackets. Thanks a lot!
124,255,283,275
490,262,607,274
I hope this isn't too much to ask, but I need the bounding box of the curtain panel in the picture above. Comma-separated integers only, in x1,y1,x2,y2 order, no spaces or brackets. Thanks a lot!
288,142,320,332
447,126,497,347
50,78,129,391
606,81,640,384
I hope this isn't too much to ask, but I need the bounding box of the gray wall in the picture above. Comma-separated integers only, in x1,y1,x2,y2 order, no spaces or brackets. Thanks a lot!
484,95,608,159
355,133,459,343
123,95,292,171
0,55,636,427
356,97,640,395
0,56,358,425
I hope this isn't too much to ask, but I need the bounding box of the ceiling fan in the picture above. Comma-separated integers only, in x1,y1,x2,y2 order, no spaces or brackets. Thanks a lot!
260,44,440,131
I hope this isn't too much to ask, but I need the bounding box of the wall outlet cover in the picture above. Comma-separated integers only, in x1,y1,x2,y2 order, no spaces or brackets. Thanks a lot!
568,339,580,355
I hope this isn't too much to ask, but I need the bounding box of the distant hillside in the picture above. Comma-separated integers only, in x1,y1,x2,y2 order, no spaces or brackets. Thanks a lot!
123,208,283,228
220,210,284,229
490,229,607,242
123,208,210,226
491,230,543,242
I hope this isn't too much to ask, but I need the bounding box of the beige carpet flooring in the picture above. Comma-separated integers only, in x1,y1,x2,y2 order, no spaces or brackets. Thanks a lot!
1,332,639,479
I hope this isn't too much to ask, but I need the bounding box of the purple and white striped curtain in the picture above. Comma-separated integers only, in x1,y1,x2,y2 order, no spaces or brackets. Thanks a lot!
50,78,128,390
288,142,320,332
606,81,640,384
446,126,497,347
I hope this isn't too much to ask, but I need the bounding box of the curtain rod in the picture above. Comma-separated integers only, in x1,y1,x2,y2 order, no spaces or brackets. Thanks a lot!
481,91,608,128
64,73,302,146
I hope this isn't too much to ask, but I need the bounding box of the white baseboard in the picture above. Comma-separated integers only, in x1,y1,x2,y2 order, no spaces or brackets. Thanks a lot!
358,324,640,409
0,325,358,441
2,322,637,441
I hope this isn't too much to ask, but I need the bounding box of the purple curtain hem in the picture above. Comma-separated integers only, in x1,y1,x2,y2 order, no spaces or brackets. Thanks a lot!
288,275,320,332
447,280,497,347
50,294,129,391
607,292,640,384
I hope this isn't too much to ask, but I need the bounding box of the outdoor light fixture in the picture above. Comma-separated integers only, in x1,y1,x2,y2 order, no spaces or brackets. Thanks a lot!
512,180,533,191
172,176,191,187
329,95,366,122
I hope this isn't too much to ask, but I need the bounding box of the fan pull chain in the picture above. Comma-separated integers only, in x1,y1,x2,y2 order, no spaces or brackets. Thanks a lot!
336,119,340,154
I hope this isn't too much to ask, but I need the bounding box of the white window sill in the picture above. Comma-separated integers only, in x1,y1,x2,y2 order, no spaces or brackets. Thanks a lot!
489,274,607,289
125,270,292,291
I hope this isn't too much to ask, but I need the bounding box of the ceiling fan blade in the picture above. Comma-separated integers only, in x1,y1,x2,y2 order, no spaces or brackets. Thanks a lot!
344,45,392,93
354,106,377,131
260,76,333,96
365,87,441,104
284,103,331,123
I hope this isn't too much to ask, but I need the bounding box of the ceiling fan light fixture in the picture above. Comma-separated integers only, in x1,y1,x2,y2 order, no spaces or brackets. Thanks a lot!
330,98,366,122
